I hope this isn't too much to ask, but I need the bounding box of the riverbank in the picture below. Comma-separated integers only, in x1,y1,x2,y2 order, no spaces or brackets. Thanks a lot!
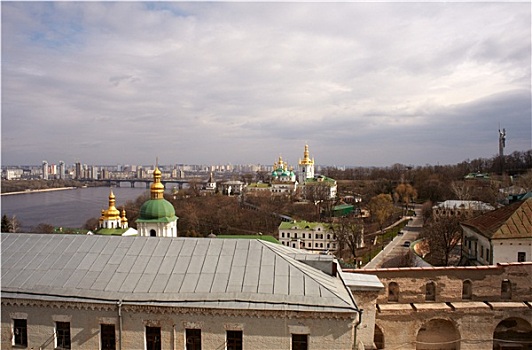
1,187,78,196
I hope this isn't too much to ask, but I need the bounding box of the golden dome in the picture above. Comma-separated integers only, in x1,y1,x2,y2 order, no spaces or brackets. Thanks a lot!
103,190,120,219
150,167,165,199
299,144,314,165
121,209,128,224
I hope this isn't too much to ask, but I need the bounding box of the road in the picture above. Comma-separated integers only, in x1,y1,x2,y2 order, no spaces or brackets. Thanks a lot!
362,205,423,269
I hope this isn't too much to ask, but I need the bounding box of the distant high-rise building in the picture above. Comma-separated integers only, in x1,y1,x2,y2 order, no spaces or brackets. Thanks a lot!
75,162,82,179
42,160,49,180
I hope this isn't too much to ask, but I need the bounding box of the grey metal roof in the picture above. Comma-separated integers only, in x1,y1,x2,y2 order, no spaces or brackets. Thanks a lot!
1,234,358,314
339,270,384,292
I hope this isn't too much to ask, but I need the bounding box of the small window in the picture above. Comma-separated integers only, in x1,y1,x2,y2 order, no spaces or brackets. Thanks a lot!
150,229,157,237
294,233,297,239
186,329,201,350
425,281,436,301
101,324,116,350
388,282,399,302
308,233,312,239
518,252,526,262
287,233,290,238
226,330,242,350
462,280,472,300
281,232,285,238
56,321,71,349
13,319,27,347
292,334,308,350
501,279,512,300
146,326,161,350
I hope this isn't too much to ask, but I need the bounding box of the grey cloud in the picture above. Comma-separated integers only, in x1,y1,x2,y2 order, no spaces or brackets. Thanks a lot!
1,2,530,166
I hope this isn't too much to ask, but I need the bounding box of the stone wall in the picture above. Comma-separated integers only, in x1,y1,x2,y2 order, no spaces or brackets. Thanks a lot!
1,300,356,350
352,263,532,350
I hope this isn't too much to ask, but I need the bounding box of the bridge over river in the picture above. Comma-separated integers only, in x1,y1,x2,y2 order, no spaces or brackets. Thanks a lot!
90,178,196,189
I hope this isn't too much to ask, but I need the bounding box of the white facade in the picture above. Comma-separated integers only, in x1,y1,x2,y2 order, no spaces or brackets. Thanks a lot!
137,221,178,237
279,221,338,253
461,198,532,265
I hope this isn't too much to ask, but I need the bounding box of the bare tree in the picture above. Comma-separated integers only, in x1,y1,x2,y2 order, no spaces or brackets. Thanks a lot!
394,183,417,215
368,194,394,235
9,215,21,233
33,223,55,233
450,181,471,200
331,217,363,261
516,170,532,192
421,201,433,225
84,217,100,231
421,216,462,266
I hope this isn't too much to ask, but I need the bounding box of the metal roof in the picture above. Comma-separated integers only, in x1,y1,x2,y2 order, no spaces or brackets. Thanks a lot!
1,234,358,314
461,198,532,240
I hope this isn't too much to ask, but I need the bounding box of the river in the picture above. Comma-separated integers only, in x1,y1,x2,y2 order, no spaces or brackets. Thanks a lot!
1,186,150,231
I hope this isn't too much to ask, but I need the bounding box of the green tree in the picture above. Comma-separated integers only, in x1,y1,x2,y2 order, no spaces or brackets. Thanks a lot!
2,214,13,232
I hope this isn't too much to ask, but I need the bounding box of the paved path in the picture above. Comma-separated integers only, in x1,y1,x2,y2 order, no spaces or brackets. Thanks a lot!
362,206,423,269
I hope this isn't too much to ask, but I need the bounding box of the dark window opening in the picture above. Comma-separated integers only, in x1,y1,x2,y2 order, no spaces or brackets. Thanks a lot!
56,321,71,349
518,252,526,262
425,281,436,301
146,326,161,350
226,330,242,350
101,324,116,350
501,279,512,300
13,319,27,347
462,280,472,300
150,229,157,237
292,334,308,350
388,282,399,302
186,329,201,350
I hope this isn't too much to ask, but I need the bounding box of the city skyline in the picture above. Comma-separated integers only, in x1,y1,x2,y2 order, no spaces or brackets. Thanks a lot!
2,1,531,167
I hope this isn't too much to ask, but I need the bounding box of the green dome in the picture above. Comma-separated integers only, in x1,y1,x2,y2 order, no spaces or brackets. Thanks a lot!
138,199,177,222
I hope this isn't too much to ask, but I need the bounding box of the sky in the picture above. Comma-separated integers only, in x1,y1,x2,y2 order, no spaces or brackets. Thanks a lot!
2,1,531,168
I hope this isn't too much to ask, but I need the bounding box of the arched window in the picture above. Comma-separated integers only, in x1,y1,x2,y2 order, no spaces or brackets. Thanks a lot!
501,279,512,300
150,229,157,237
462,280,472,300
388,282,399,302
425,281,436,301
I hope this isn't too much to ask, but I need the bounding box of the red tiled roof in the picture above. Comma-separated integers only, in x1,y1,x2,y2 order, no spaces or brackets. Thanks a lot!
461,198,532,240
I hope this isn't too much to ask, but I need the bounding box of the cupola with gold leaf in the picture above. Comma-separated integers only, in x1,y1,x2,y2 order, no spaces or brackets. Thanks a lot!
136,164,179,237
92,190,136,236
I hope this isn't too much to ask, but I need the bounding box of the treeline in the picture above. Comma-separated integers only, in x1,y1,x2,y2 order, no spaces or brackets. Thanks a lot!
323,150,532,181
1,179,100,193
325,150,532,204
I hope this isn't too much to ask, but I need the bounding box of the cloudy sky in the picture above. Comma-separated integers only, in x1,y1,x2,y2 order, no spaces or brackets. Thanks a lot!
2,1,530,168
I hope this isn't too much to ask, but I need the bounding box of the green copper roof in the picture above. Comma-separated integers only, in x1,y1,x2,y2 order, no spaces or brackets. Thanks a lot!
93,228,129,235
279,220,331,230
137,198,178,223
